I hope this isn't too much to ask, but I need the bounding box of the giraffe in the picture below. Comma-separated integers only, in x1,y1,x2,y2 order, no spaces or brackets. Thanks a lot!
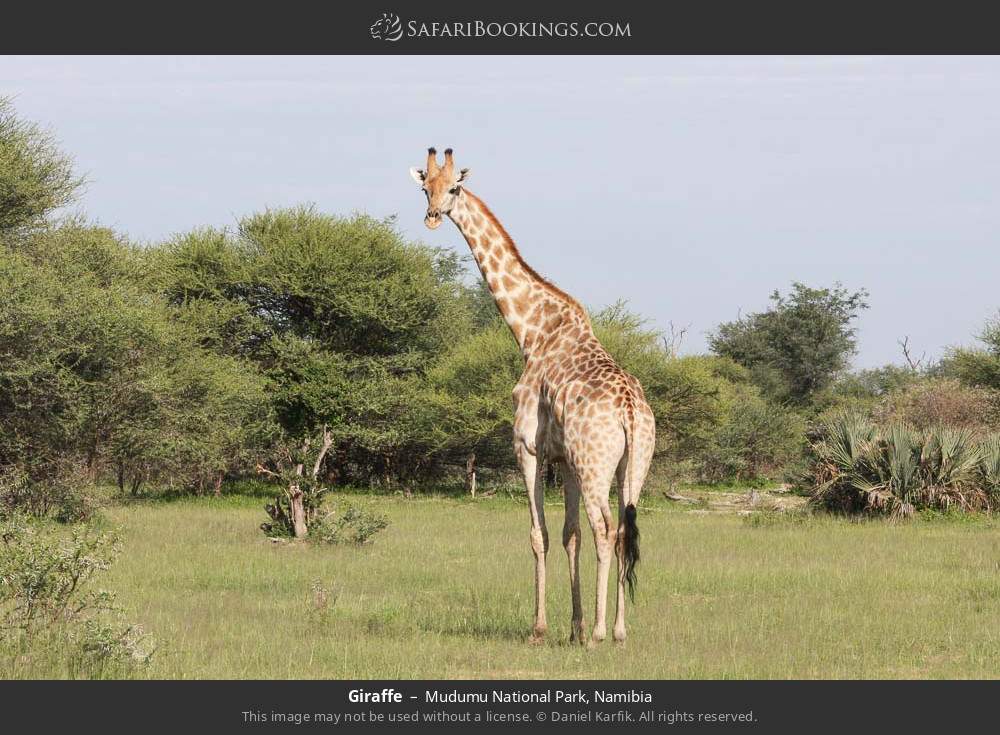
409,148,656,644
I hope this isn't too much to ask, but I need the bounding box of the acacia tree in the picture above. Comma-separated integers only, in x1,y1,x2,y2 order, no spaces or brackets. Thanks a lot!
156,209,478,489
0,97,82,238
0,222,273,498
943,312,1000,391
710,282,869,404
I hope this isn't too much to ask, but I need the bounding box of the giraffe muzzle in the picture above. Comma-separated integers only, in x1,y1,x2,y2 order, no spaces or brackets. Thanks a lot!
424,212,443,229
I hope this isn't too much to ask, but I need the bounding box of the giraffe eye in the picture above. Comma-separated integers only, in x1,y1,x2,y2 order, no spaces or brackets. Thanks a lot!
449,186,460,195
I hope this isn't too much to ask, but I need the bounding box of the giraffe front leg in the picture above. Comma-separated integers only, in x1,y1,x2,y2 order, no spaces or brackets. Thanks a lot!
518,445,548,643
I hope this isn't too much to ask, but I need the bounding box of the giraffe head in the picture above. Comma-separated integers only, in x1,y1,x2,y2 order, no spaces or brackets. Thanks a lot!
409,147,471,229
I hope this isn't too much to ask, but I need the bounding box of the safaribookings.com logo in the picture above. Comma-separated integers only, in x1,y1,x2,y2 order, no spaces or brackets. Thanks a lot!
370,13,404,41
370,13,631,42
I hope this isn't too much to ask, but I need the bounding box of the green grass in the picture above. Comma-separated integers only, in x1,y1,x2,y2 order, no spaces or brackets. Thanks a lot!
18,490,1000,679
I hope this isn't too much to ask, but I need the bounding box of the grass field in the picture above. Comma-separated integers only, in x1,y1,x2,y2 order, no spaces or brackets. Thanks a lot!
11,489,1000,679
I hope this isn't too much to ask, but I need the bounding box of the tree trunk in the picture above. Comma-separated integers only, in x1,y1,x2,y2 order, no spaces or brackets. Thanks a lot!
312,426,334,483
85,441,100,481
465,452,477,497
289,462,307,539
214,472,223,497
288,426,333,539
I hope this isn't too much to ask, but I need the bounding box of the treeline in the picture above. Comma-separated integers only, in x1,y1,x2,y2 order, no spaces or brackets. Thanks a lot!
2,99,1000,519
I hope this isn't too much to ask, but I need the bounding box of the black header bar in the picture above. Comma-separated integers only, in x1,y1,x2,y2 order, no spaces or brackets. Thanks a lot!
2,1,999,54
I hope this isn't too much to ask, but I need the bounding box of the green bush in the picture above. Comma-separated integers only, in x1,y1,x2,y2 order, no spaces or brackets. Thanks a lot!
806,413,995,517
417,322,522,475
978,434,1000,503
873,377,1000,433
0,466,98,523
309,505,390,545
940,311,1000,391
0,514,153,676
697,392,805,483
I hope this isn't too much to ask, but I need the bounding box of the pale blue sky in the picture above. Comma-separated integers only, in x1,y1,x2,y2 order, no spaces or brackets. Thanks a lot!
3,56,998,367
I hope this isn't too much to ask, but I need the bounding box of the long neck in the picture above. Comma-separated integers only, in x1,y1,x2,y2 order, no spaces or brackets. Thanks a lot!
448,190,584,356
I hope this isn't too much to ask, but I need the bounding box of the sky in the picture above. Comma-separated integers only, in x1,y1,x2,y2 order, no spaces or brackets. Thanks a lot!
3,55,998,368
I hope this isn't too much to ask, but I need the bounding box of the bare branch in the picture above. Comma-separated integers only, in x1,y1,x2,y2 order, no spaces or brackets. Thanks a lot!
898,336,926,372
662,320,691,359
255,463,279,479
311,424,334,481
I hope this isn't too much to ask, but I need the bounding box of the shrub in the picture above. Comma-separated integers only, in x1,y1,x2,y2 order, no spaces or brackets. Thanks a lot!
874,377,1000,433
310,505,390,545
261,474,326,539
0,465,98,523
696,393,805,483
940,311,1000,391
259,429,333,539
306,579,340,625
417,322,522,475
806,413,993,517
815,365,923,419
978,434,1000,504
0,515,153,675
256,429,388,547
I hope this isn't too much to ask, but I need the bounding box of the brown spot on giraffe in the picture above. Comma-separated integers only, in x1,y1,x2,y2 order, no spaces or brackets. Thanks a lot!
513,291,533,316
409,147,656,645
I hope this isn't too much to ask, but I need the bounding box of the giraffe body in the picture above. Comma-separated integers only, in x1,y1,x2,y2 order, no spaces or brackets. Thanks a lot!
410,148,656,643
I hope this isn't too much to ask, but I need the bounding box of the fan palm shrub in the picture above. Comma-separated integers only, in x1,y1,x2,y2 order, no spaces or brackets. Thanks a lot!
916,427,986,511
808,413,990,517
977,434,1000,507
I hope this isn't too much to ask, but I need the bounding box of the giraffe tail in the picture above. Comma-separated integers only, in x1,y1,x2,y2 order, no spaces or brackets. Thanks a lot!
621,402,641,602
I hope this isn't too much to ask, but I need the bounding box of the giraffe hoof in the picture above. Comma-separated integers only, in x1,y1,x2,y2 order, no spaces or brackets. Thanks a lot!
569,623,587,646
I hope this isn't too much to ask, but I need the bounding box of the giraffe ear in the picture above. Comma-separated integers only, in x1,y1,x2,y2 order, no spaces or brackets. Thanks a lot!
457,167,471,183
409,167,426,185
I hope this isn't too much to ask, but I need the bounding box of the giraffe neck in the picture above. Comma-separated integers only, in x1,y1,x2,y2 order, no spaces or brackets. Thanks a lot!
448,190,586,357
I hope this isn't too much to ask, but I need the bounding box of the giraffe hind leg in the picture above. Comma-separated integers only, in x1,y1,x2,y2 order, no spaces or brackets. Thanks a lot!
561,463,586,645
579,465,618,646
613,457,629,643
